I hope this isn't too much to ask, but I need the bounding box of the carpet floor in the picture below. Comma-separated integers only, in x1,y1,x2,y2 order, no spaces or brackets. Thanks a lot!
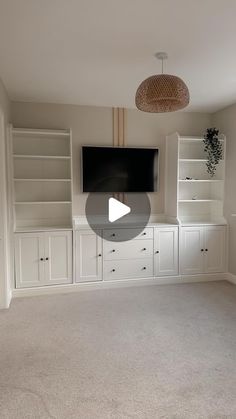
1,281,236,419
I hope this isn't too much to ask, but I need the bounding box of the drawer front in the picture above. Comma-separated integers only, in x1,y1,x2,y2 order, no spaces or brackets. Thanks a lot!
103,239,153,260
103,227,153,242
104,258,153,280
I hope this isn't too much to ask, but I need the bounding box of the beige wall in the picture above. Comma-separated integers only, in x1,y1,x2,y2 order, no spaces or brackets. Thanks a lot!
12,101,211,215
11,103,113,215
213,105,236,275
126,110,211,214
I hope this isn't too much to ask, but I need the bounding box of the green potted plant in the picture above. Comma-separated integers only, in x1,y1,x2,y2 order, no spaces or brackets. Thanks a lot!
203,128,223,177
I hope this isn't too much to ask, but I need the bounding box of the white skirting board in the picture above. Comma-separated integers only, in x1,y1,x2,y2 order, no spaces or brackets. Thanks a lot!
0,289,12,310
12,273,228,299
226,273,236,285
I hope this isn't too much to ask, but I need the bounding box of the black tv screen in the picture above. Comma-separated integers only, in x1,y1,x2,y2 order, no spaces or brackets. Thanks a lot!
82,146,159,192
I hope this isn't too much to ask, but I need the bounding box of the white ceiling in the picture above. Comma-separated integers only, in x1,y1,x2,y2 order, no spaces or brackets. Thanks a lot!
0,0,236,112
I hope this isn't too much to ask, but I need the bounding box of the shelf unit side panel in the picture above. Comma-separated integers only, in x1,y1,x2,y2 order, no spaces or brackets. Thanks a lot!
165,133,179,219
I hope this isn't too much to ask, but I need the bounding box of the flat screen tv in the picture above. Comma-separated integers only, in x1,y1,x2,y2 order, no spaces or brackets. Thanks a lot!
82,146,159,192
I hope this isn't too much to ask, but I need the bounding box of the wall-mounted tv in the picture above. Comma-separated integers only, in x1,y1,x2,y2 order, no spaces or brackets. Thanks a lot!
82,146,159,192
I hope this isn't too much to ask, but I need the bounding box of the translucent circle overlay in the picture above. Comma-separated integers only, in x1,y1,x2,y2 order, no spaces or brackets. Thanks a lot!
85,193,151,242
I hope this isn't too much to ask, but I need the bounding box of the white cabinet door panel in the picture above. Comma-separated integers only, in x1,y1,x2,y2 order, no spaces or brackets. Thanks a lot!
180,227,205,274
44,231,72,285
205,226,226,273
75,230,102,282
15,233,45,288
154,228,178,276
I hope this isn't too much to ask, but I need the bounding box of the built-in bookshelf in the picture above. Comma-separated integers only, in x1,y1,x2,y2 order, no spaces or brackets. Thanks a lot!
165,133,226,225
11,127,73,231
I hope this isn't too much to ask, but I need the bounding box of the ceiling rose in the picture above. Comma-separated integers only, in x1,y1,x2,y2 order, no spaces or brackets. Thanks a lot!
135,52,190,113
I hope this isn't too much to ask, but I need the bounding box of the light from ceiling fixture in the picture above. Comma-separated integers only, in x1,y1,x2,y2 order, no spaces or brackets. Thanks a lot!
135,52,190,113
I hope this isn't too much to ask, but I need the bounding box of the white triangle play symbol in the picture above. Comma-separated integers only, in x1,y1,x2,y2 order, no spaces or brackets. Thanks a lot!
108,198,131,223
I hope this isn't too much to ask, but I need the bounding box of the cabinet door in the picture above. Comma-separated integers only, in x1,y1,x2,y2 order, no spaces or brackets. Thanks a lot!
204,226,226,273
154,228,178,276
15,233,45,288
44,231,72,285
180,227,205,274
75,230,102,282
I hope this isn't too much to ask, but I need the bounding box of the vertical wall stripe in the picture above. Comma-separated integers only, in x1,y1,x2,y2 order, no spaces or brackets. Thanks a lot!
112,108,126,202
113,108,119,146
113,107,126,147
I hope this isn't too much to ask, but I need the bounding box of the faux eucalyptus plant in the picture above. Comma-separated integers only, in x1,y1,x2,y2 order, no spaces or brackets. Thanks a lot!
203,128,223,177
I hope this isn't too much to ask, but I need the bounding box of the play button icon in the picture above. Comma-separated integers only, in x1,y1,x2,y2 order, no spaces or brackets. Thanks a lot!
85,192,151,242
108,198,131,222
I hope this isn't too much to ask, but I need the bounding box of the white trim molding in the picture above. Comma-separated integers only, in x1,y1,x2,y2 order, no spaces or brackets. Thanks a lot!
12,273,228,299
226,273,236,285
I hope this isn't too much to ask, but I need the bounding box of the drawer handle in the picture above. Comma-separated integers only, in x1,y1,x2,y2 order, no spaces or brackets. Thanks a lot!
142,248,147,251
112,269,116,272
155,250,159,254
142,267,146,270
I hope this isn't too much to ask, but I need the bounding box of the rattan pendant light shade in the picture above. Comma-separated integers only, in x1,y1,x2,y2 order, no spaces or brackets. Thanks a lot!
135,53,190,113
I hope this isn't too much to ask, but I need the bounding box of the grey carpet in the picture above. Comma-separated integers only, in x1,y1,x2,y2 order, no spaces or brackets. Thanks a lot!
1,281,236,419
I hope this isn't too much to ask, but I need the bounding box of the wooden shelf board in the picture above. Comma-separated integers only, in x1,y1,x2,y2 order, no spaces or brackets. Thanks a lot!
13,128,70,137
179,137,224,143
179,159,208,162
15,226,72,232
13,154,71,160
178,179,223,183
14,178,71,182
179,158,224,163
180,220,227,226
178,199,221,203
14,201,72,205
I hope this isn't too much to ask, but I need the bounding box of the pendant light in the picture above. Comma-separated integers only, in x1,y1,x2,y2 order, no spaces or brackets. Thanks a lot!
135,52,190,113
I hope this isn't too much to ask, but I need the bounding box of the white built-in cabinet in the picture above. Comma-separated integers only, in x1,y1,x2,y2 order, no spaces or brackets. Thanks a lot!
75,226,179,282
15,231,72,288
154,227,178,276
75,229,102,282
180,226,226,275
10,127,228,294
10,127,74,291
103,227,153,280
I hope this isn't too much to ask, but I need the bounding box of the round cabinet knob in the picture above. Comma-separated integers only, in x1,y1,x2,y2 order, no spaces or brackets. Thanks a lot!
142,267,146,270
142,248,146,251
155,250,159,254
46,257,49,261
111,233,116,237
112,269,116,272
40,258,44,261
205,249,208,252
98,254,102,257
112,249,116,253
143,232,146,236
201,249,204,252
